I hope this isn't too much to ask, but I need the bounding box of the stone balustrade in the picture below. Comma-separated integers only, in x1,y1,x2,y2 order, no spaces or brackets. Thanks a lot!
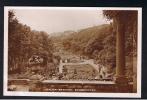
8,79,133,93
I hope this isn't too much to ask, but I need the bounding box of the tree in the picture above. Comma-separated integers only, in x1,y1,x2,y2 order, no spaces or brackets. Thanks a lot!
8,10,54,75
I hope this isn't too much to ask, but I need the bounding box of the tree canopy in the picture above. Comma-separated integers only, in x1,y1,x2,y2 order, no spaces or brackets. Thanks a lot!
8,10,53,73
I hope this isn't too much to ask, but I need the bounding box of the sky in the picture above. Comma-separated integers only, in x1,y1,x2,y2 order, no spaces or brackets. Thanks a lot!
13,8,110,34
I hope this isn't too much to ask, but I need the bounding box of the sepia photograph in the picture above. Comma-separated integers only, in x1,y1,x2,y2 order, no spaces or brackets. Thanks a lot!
4,7,142,97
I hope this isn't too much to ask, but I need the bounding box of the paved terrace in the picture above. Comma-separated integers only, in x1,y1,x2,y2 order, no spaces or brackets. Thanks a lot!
59,59,103,73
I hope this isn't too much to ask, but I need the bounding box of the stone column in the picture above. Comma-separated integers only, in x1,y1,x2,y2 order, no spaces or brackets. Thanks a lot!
115,17,128,84
59,60,63,73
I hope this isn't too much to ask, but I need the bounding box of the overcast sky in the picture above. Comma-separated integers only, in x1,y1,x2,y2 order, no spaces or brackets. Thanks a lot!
13,8,110,34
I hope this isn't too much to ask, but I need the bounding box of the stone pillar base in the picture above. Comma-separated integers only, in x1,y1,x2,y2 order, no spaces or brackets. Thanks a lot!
114,76,128,84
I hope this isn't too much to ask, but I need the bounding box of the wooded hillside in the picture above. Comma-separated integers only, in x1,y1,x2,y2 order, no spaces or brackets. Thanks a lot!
8,10,54,74
54,22,136,77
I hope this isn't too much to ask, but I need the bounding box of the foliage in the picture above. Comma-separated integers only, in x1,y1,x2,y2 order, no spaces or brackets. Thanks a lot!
8,10,54,74
103,10,137,56
58,24,115,67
